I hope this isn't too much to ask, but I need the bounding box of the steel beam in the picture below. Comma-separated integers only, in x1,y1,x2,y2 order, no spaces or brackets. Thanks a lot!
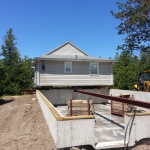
74,90,150,109
21,89,36,92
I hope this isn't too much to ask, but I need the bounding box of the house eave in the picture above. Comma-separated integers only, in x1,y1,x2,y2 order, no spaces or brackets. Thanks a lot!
32,57,115,66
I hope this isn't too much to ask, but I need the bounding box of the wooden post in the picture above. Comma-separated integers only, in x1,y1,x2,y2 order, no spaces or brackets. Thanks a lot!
111,94,113,115
88,100,90,115
70,99,72,116
120,94,124,117
122,102,124,117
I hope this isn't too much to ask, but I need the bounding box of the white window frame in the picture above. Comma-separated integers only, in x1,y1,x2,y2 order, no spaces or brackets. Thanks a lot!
64,62,72,73
89,62,99,75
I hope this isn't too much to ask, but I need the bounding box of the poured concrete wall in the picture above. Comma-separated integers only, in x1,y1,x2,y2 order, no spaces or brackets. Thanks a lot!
110,89,150,102
37,89,150,149
40,89,109,105
110,89,150,112
125,113,150,147
41,88,150,107
36,90,95,149
110,89,150,147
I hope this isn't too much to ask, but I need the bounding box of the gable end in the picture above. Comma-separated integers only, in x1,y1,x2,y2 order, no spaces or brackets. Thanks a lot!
44,41,88,56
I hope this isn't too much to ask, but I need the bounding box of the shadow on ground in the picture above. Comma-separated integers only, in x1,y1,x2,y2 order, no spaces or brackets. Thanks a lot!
58,145,95,150
129,138,150,150
58,145,125,150
0,99,14,105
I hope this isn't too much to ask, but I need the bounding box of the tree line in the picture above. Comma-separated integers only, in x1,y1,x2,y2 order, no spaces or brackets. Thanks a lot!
0,0,149,95
0,28,33,96
113,51,150,90
112,0,150,90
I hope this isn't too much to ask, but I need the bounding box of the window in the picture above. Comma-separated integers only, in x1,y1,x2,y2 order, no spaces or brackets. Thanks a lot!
64,62,72,73
89,63,99,74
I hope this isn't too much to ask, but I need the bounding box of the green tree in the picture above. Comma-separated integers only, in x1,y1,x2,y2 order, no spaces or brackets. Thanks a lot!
140,51,150,70
0,60,5,96
111,0,150,52
0,29,33,96
1,28,20,65
16,56,33,90
113,51,139,90
114,52,120,60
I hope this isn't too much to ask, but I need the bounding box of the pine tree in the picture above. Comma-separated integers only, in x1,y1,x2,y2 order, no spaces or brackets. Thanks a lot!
1,28,20,66
0,29,33,95
111,0,150,52
113,51,139,90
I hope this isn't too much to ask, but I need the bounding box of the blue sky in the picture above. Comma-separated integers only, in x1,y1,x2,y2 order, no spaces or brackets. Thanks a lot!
0,0,126,59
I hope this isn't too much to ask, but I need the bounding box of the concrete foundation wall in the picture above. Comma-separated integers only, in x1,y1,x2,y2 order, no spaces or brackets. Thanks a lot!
110,89,150,112
41,88,150,107
125,113,150,147
38,89,150,149
36,90,95,149
36,91,58,143
110,89,150,147
40,89,109,105
110,89,150,102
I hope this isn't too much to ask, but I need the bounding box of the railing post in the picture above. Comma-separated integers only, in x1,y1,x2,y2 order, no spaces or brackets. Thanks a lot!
88,100,90,115
70,99,72,116
111,94,113,115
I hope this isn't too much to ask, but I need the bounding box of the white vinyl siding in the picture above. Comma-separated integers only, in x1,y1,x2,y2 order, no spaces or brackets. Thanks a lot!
38,61,114,86
99,63,112,75
89,63,99,75
40,74,113,86
64,62,72,73
46,43,86,56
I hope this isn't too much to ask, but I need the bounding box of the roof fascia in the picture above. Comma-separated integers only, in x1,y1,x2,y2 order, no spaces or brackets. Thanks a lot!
33,57,115,63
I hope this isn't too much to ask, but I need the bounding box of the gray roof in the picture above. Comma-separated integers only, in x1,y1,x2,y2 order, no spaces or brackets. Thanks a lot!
32,41,115,65
32,54,115,65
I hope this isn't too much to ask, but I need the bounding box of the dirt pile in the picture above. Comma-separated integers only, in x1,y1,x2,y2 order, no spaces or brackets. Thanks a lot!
0,94,56,150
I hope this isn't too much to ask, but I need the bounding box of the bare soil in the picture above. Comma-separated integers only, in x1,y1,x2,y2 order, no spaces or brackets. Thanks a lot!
0,94,56,150
0,94,150,150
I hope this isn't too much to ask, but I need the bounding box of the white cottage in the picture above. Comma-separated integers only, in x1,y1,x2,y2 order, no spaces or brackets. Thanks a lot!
32,42,114,88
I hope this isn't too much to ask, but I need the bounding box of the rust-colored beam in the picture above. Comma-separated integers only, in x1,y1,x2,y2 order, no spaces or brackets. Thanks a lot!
74,90,150,109
20,89,36,93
